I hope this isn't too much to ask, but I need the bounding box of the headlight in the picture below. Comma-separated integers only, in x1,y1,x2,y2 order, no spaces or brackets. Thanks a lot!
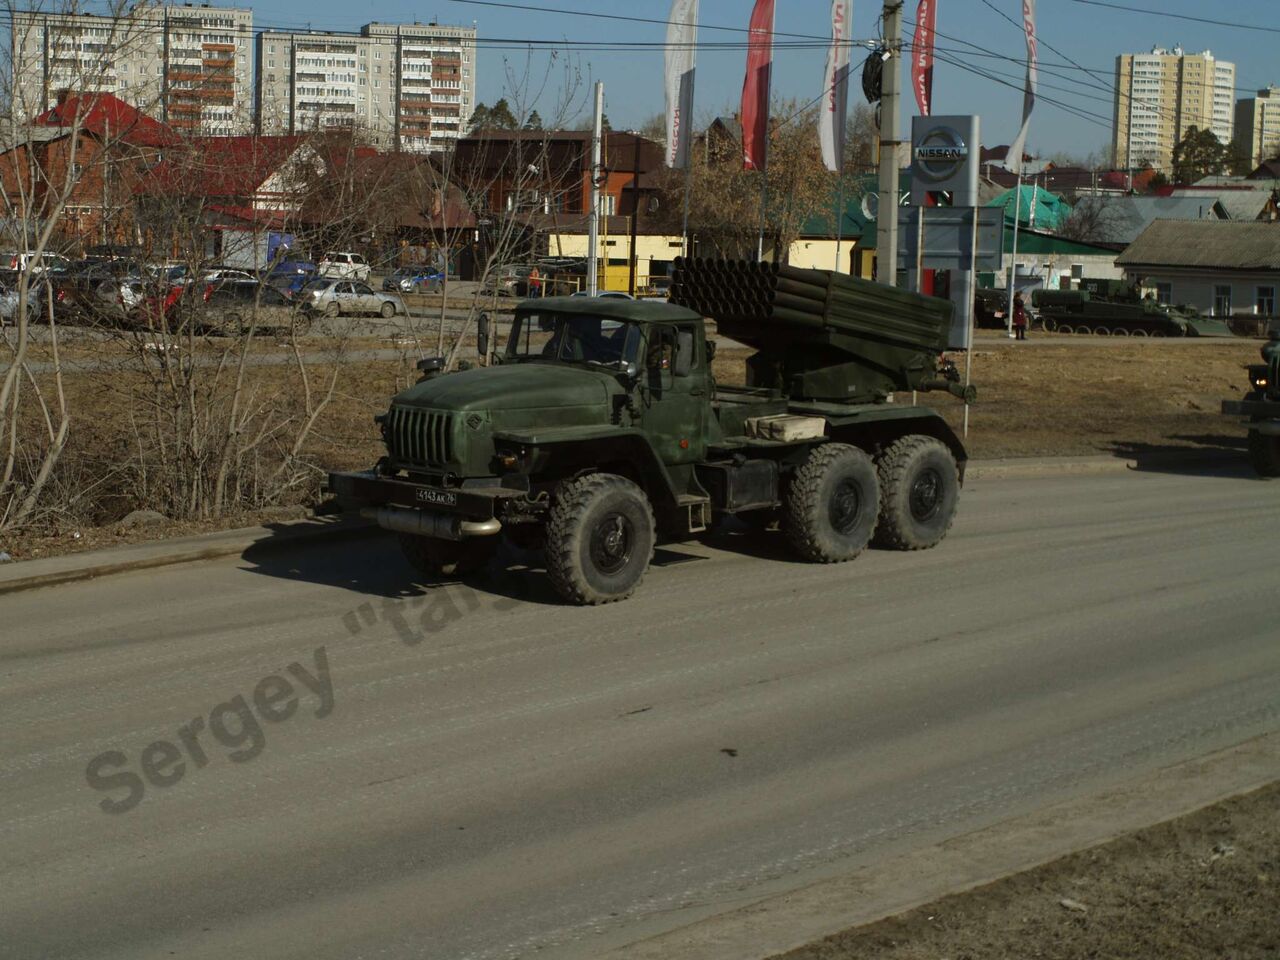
1251,374,1269,388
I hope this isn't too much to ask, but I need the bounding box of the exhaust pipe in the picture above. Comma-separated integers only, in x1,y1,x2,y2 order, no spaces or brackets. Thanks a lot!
361,506,501,540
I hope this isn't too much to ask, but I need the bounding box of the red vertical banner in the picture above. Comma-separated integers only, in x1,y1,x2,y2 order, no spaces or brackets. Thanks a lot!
741,0,775,171
911,0,937,116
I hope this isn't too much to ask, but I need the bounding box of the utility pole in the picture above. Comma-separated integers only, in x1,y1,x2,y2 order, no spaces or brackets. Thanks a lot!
587,81,604,297
874,1,902,287
627,133,641,296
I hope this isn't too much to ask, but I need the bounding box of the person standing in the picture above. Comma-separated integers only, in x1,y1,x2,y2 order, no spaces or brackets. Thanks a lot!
1013,291,1028,340
528,265,542,298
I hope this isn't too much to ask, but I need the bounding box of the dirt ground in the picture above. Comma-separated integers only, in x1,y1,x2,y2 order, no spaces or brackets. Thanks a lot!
775,781,1280,960
1,336,1263,561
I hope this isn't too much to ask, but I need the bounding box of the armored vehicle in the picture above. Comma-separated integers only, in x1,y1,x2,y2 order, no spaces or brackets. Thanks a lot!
1032,280,1233,337
1222,331,1280,476
328,259,974,605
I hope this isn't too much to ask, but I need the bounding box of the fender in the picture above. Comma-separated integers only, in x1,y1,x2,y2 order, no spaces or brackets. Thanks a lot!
812,406,968,481
493,425,684,518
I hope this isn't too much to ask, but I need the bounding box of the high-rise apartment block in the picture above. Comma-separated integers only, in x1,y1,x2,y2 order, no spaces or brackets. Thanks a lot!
1113,47,1236,172
256,22,476,152
1234,86,1280,170
11,4,254,133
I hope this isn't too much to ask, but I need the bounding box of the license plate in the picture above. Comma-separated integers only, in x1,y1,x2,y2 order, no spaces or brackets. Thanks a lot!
416,488,458,506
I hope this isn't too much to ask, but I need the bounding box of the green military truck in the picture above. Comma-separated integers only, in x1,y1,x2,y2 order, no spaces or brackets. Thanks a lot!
328,259,974,605
1222,331,1280,476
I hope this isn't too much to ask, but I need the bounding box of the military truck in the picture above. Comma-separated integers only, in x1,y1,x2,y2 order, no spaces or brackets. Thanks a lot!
328,259,974,605
1222,331,1280,476
1032,280,1233,337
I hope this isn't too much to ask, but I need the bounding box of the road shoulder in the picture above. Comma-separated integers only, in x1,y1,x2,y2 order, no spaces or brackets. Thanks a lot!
605,733,1279,960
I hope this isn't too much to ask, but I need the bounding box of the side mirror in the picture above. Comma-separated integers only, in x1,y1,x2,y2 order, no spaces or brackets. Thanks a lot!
705,339,717,363
477,312,490,357
673,330,694,377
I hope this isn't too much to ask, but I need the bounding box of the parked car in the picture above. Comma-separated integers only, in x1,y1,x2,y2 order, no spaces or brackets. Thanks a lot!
318,252,371,282
301,278,405,318
94,277,148,321
383,264,444,294
266,259,317,278
198,280,305,335
483,263,537,297
0,271,58,323
266,271,315,299
6,251,72,274
202,267,257,283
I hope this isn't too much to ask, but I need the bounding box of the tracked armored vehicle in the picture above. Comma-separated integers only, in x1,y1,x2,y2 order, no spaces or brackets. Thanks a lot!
1033,280,1233,337
328,259,974,605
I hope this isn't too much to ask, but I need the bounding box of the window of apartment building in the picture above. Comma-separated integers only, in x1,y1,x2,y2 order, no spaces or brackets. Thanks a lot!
1155,282,1172,306
1258,286,1276,317
1213,285,1232,317
374,79,380,88
268,58,275,68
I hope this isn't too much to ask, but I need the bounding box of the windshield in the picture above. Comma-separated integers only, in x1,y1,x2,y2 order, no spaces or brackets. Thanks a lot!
506,311,641,369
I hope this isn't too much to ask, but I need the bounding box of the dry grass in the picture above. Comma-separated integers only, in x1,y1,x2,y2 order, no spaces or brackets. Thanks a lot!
1,338,1261,560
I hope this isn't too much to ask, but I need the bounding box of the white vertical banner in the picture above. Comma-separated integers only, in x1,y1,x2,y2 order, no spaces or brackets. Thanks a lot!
819,0,853,172
664,0,698,169
1004,0,1037,174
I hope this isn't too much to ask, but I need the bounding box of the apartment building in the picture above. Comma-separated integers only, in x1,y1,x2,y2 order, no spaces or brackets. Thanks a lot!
1113,46,1236,172
10,4,254,134
255,21,476,153
1234,86,1280,170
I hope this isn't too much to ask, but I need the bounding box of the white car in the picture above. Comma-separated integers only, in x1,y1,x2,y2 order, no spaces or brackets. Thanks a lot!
318,252,371,282
301,278,405,318
202,268,256,283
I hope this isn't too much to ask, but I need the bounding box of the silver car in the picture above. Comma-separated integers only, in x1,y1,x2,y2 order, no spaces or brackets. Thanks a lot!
301,278,406,318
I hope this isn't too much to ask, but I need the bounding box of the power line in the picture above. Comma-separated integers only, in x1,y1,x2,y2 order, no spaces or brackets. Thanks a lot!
1064,0,1280,35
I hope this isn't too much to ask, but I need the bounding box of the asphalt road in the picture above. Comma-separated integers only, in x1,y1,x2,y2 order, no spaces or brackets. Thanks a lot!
3,465,1279,960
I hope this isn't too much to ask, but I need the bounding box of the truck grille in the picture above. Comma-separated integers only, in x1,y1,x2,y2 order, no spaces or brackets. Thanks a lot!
388,406,454,467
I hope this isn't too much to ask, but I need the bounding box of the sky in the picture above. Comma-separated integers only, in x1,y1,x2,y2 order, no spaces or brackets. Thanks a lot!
202,1,1279,158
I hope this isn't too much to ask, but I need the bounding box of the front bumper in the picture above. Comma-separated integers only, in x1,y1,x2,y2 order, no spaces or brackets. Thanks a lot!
1222,398,1280,419
328,469,521,539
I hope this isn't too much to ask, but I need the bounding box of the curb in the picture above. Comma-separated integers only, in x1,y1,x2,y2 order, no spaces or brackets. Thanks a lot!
965,449,1238,480
0,517,381,597
600,734,1280,960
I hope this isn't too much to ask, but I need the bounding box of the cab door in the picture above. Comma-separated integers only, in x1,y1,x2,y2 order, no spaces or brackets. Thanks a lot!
635,323,708,466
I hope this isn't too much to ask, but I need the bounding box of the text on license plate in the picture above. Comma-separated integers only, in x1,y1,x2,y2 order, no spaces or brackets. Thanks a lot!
416,488,458,506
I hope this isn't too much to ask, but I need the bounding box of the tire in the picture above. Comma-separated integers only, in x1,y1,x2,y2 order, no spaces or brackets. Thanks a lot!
1247,429,1280,477
1096,326,1112,337
380,301,395,318
783,443,879,563
545,473,656,604
398,534,495,579
1057,324,1074,335
1114,327,1132,337
291,311,312,337
1132,328,1150,338
873,435,960,550
324,301,340,318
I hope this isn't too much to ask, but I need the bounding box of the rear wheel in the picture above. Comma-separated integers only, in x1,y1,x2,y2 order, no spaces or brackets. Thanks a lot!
545,473,656,604
783,443,879,563
873,435,960,550
398,534,495,579
1247,429,1280,477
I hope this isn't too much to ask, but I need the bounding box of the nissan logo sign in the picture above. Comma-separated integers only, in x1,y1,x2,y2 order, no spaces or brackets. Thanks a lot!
913,126,969,182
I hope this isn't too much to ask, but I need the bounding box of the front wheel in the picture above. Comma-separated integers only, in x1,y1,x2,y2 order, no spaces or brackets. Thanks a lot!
783,443,879,563
873,435,960,550
1247,429,1280,477
545,473,656,604
380,301,396,318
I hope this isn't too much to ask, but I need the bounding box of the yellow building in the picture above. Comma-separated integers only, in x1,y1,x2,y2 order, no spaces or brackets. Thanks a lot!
1235,86,1280,170
1113,47,1235,172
